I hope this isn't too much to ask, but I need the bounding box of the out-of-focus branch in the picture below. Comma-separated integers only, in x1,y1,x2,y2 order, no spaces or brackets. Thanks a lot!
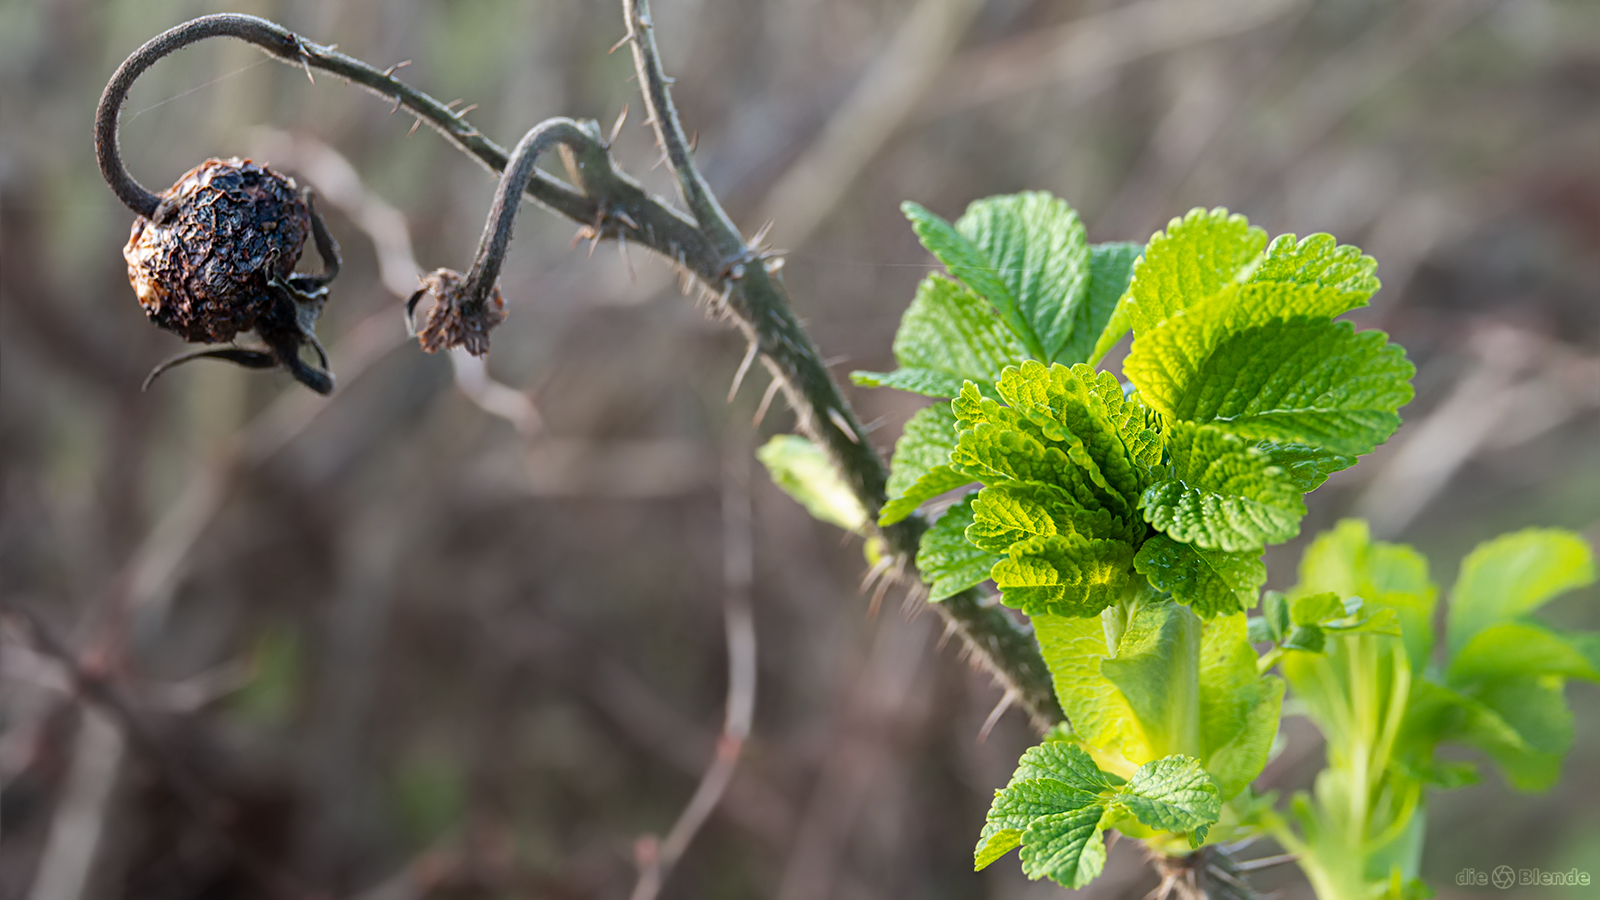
923,0,1305,114
629,453,758,900
0,603,309,900
756,0,985,248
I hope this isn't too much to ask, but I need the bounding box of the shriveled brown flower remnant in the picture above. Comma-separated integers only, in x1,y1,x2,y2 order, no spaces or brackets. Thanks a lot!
407,268,507,356
124,157,311,342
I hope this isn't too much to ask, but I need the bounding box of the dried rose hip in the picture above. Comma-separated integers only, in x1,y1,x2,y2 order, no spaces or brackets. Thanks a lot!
122,157,341,394
125,157,311,343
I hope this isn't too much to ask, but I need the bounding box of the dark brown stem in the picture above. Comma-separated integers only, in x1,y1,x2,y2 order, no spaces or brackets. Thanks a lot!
461,118,595,312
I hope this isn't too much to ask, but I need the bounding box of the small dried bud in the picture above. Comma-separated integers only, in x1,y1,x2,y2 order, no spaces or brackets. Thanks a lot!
123,157,311,343
408,268,507,356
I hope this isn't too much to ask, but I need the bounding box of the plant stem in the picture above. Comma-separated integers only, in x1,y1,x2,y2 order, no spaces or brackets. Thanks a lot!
95,11,1064,731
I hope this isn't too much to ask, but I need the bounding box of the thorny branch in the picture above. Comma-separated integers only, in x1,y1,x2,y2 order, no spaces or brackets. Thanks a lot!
95,9,1060,734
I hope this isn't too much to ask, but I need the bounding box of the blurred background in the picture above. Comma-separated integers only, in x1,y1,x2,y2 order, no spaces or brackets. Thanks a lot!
1,0,1597,898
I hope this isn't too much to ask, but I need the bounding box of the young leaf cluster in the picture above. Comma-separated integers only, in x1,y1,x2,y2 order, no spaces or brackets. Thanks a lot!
857,197,1412,622
973,741,1220,889
1271,521,1598,900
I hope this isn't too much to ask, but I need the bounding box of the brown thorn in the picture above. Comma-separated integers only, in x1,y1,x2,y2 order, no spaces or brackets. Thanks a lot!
608,103,629,146
727,340,759,403
608,30,635,54
752,377,781,427
300,54,315,84
456,103,479,117
408,117,423,137
382,59,412,76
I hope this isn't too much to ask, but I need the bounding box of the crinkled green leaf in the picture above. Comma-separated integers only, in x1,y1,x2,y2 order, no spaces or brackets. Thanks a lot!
1116,755,1222,845
1248,232,1380,303
879,403,969,526
953,192,1093,363
851,274,1026,399
1020,808,1109,887
1127,314,1413,457
1281,624,1326,653
757,435,868,533
967,482,1127,553
1113,207,1268,338
992,534,1136,617
1140,422,1346,551
916,495,1002,601
996,362,1146,513
1294,520,1437,671
1448,528,1596,656
977,742,1122,881
1013,740,1127,793
1134,533,1266,616
1447,622,1600,687
1399,676,1575,793
904,202,1040,355
1063,241,1141,365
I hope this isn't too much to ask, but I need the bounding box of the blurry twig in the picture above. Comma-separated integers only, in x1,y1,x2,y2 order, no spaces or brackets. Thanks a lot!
0,602,310,900
629,452,757,900
925,0,1305,114
756,0,984,248
1353,323,1600,537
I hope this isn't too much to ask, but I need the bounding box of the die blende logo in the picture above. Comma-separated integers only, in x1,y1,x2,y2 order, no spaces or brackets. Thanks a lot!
1456,866,1591,889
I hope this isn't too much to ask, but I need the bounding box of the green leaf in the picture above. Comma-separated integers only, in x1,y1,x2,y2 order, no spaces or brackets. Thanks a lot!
1448,528,1596,657
991,534,1136,617
967,482,1127,553
996,362,1147,513
1447,622,1600,687
1248,232,1380,304
903,194,1096,362
976,741,1122,884
1114,207,1267,337
904,202,1045,359
916,495,1002,601
1020,808,1110,887
1062,241,1141,365
1035,614,1149,762
1116,755,1222,845
879,403,970,526
757,435,868,533
1140,422,1338,551
1127,314,1413,457
1099,599,1202,761
851,274,1026,399
1290,591,1345,625
1294,520,1437,671
974,829,1024,870
956,193,1092,362
1197,613,1283,799
1133,533,1266,616
850,367,967,398
1443,677,1575,792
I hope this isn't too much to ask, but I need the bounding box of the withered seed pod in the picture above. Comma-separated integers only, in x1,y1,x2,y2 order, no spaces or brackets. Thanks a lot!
124,157,310,343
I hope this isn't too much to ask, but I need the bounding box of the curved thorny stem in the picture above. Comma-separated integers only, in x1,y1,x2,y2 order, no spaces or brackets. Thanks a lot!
463,118,594,310
405,118,599,355
97,9,1064,730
